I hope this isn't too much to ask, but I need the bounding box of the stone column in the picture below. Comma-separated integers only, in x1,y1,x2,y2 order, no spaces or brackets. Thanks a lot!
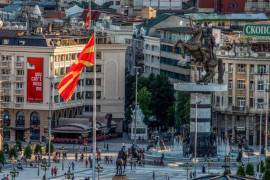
253,116,257,147
225,115,228,141
10,111,15,142
246,116,250,145
232,115,236,144
25,111,30,143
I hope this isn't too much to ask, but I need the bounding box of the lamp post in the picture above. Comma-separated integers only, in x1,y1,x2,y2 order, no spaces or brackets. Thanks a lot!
64,167,74,180
35,153,41,176
134,66,140,146
265,82,269,156
61,146,65,170
9,165,19,180
41,159,48,180
95,163,103,180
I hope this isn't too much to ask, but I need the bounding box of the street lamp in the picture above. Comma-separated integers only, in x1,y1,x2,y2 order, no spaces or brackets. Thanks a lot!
95,163,103,180
64,167,74,180
61,146,65,170
193,95,201,177
41,159,48,180
134,66,141,146
9,165,19,180
35,153,41,176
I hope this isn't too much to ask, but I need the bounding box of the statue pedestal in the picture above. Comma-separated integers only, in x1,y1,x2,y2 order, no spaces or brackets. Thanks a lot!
112,175,128,180
174,83,227,157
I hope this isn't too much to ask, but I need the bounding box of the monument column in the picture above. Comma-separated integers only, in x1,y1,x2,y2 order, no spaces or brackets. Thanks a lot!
232,115,236,144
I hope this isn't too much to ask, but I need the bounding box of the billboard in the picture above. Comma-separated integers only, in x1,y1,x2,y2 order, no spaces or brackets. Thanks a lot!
244,24,270,36
27,57,43,103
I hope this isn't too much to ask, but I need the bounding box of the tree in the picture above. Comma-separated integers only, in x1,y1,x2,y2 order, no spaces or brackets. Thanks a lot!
24,145,32,159
236,165,245,177
137,87,152,123
15,141,22,152
34,144,42,155
9,146,17,160
257,161,265,173
175,92,190,128
266,157,270,169
0,151,5,165
46,143,54,154
149,75,174,128
245,163,255,176
263,169,270,180
3,143,9,154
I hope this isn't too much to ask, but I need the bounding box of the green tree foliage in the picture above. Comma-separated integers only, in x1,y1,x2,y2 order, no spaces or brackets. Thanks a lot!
125,73,175,128
236,165,246,177
24,145,32,159
0,151,5,164
245,163,255,176
3,143,9,154
34,144,42,155
15,141,22,152
257,161,265,173
9,146,17,159
263,169,270,180
175,92,190,128
46,143,54,154
266,157,270,169
137,87,152,123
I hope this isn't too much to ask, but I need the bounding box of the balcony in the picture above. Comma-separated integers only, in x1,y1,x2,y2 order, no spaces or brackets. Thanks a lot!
0,62,10,67
15,76,24,81
232,106,247,112
15,89,24,95
15,103,23,108
0,75,10,81
15,62,24,68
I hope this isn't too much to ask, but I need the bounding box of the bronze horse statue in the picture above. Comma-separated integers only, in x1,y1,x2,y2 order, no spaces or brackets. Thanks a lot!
174,27,224,84
116,148,128,175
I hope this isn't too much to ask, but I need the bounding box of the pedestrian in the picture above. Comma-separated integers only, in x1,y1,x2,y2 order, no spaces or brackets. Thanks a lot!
106,144,109,152
51,167,54,176
54,166,58,176
85,159,88,168
130,160,133,170
152,171,155,180
75,152,78,161
109,156,113,164
134,160,137,169
71,161,75,171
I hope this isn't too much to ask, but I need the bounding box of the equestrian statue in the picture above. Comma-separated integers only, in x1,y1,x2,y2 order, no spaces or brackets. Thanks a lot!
174,26,224,84
115,146,128,175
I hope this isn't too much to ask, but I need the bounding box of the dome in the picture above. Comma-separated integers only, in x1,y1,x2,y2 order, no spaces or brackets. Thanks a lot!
33,5,42,16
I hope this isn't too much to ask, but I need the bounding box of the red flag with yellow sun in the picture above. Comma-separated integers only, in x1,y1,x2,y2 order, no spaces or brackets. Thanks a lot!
57,34,95,102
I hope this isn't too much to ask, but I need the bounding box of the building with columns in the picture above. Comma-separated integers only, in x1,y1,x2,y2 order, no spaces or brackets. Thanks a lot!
213,35,270,146
0,30,127,143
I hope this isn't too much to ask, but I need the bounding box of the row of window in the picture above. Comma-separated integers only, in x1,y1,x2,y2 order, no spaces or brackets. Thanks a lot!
54,91,102,103
160,44,184,55
160,70,190,81
55,65,102,76
160,57,190,68
228,64,269,74
228,79,268,91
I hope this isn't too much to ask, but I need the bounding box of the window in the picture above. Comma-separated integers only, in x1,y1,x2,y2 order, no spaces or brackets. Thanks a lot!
3,96,10,102
257,98,264,109
228,97,233,106
18,40,26,45
257,80,264,91
115,1,120,5
16,96,24,103
85,91,93,99
96,79,101,86
228,63,233,73
16,83,23,89
16,70,24,76
257,64,267,74
250,80,254,90
16,56,24,62
1,69,10,75
2,39,9,45
60,67,65,75
96,51,102,59
228,80,233,89
96,65,102,72
237,97,245,107
250,98,254,108
86,79,93,85
16,111,25,127
237,80,245,89
250,65,254,74
216,96,220,106
97,91,101,99
237,64,246,73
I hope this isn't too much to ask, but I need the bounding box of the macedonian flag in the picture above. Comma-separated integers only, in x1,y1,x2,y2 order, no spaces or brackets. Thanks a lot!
57,34,95,102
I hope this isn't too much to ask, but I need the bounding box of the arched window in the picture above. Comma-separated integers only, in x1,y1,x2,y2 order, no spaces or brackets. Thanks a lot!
30,112,40,141
30,112,40,126
16,111,24,127
3,111,10,126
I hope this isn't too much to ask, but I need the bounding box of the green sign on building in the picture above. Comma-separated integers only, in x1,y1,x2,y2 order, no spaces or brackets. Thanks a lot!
244,24,270,36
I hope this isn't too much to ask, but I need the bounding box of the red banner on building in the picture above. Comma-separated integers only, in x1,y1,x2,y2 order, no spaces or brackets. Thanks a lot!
27,57,43,103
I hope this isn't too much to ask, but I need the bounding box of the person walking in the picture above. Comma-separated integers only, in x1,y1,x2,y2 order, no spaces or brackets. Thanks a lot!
51,167,54,176
85,159,88,168
152,171,155,180
75,152,78,161
71,161,75,171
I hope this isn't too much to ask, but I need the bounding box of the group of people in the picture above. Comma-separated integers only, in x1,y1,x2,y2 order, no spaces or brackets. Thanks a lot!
104,156,113,164
1,175,9,180
50,166,58,177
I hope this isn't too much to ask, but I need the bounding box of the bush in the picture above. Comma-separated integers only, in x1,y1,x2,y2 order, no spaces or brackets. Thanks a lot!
9,146,17,160
266,157,270,170
257,161,265,173
237,165,246,177
3,143,9,154
34,144,42,155
23,145,32,159
15,141,22,152
45,142,54,154
263,169,270,180
0,151,5,164
246,163,255,176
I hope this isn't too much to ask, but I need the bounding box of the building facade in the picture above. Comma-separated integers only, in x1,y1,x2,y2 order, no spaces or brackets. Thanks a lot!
213,38,270,146
0,31,126,143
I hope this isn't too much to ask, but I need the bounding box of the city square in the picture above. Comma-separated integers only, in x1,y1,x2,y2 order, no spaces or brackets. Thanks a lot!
1,0,270,180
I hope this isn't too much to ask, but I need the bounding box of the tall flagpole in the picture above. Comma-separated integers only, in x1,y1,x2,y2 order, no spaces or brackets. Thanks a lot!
88,0,97,180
